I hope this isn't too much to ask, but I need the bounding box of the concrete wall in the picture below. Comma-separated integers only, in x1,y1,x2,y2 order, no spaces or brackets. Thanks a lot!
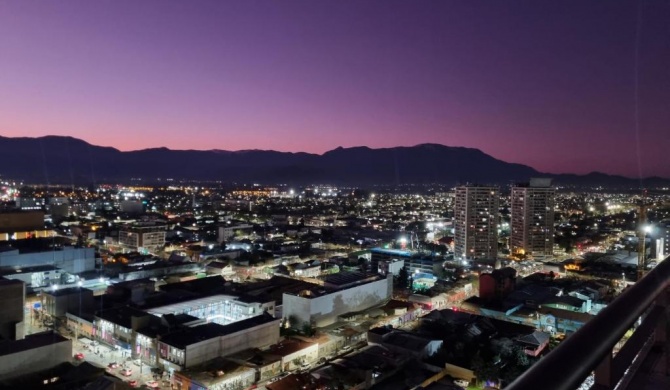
283,276,392,328
0,337,72,380
184,319,280,368
280,343,319,371
220,319,279,355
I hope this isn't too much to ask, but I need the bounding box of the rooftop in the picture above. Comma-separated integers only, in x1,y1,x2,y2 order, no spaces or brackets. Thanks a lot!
227,349,282,366
383,332,436,351
267,339,317,358
322,271,379,287
44,286,92,297
0,331,69,357
177,357,255,388
158,275,227,295
0,264,59,276
146,294,243,317
0,277,24,287
95,306,150,329
515,330,550,347
159,313,279,349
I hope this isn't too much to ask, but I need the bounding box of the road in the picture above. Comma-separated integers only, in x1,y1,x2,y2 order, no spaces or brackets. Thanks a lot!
73,338,168,388
23,314,166,389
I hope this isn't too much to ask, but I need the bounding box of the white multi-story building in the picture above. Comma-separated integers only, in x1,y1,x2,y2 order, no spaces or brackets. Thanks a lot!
218,223,253,242
511,178,555,261
282,272,393,328
119,223,166,253
454,186,499,260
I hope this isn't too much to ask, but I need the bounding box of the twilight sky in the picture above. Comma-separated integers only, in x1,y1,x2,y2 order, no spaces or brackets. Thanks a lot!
1,0,669,178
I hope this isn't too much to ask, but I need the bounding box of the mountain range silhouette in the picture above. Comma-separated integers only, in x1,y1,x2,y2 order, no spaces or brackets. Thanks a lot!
0,136,665,188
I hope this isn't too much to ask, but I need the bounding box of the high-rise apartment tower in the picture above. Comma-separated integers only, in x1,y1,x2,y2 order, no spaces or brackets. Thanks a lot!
454,186,499,260
510,178,555,261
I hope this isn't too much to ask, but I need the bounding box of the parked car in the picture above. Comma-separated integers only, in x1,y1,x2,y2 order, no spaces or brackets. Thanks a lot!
454,379,470,388
121,368,133,376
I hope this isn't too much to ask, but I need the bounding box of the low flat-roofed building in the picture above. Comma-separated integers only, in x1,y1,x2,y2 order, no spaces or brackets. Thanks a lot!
266,373,330,390
0,361,106,390
373,332,442,359
135,313,206,366
227,348,282,383
267,339,319,372
158,275,227,295
0,332,72,380
291,260,321,278
42,286,94,319
172,358,256,390
94,306,152,351
0,264,62,290
321,271,380,289
0,210,44,232
0,239,96,275
291,332,344,359
204,260,234,277
117,260,201,282
106,278,156,304
65,311,96,340
158,313,280,369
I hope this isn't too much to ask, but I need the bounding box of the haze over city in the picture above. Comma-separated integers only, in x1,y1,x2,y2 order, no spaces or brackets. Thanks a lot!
2,0,670,177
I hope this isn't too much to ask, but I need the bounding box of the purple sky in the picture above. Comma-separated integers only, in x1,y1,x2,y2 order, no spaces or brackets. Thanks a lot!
1,1,669,177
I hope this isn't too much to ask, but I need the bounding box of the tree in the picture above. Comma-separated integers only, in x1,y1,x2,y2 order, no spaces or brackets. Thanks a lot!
492,338,515,358
301,322,316,337
471,351,500,383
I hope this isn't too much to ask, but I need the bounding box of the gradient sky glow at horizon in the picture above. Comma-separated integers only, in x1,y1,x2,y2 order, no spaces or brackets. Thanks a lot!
2,0,670,178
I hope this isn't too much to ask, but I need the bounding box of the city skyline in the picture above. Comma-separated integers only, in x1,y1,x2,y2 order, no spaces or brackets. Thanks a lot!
2,1,670,178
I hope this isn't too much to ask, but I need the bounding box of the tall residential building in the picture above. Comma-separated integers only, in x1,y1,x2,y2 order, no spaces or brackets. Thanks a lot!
511,178,555,261
454,185,499,260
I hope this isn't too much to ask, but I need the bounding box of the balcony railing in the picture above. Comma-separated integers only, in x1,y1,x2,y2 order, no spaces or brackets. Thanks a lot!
508,255,670,390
